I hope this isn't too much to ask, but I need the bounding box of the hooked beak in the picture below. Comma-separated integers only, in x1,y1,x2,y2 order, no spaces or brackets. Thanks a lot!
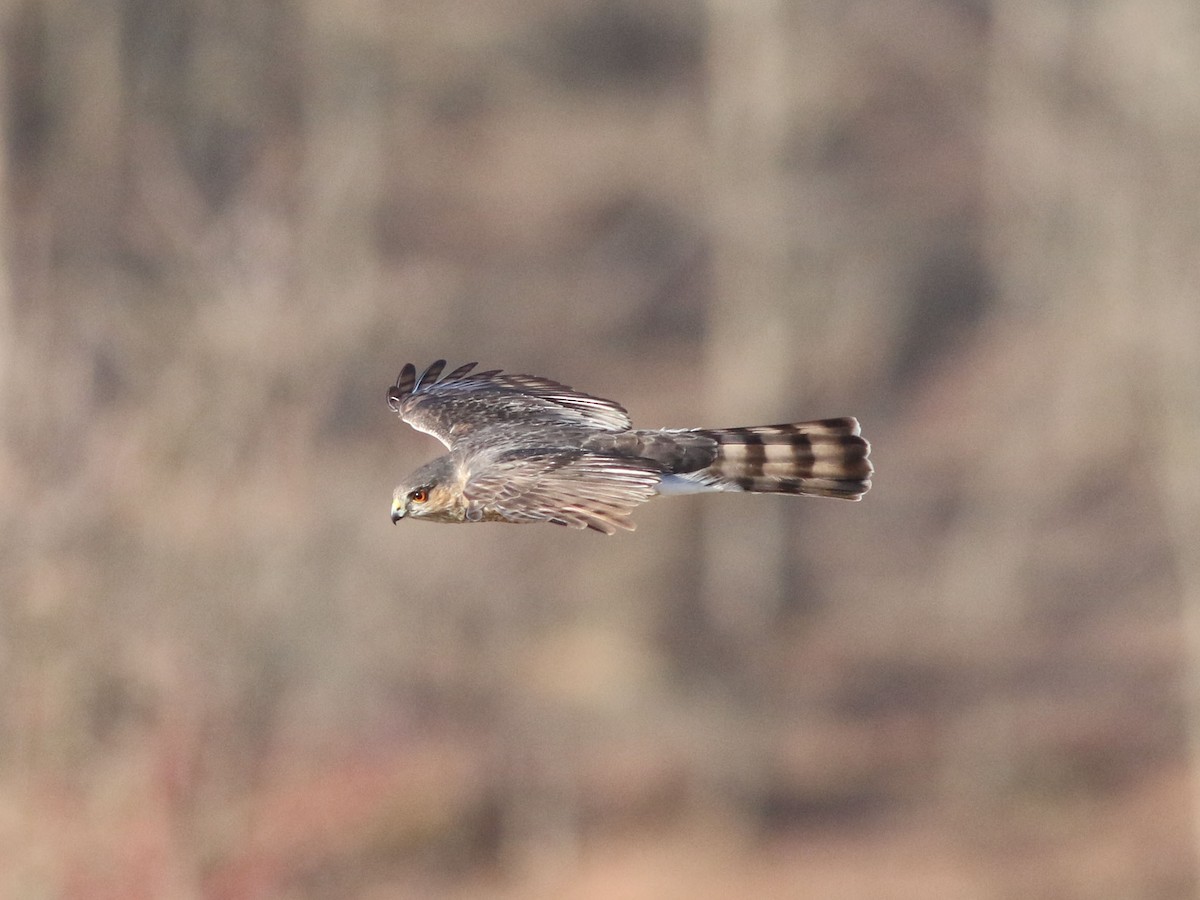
391,500,404,524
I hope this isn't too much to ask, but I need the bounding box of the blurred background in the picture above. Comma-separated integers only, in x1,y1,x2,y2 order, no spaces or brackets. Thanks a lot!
3,0,1199,897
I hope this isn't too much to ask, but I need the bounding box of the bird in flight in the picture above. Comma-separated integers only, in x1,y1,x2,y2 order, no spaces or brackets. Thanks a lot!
388,360,871,534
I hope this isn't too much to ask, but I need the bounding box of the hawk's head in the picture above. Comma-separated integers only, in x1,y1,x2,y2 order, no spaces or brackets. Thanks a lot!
391,456,464,524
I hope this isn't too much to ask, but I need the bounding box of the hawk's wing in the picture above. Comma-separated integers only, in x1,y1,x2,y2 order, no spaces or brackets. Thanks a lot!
387,360,632,450
463,450,662,534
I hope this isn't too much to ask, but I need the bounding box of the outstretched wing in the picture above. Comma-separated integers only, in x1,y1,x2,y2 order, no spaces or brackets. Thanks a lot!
463,450,662,534
387,360,632,450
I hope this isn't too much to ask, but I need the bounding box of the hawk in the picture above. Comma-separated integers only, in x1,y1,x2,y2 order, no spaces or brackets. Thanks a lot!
388,360,871,534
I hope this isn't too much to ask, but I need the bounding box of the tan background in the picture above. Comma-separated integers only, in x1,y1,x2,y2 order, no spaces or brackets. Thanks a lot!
3,1,1199,897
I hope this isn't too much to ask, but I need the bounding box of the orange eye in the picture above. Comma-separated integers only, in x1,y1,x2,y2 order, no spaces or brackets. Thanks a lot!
410,488,428,503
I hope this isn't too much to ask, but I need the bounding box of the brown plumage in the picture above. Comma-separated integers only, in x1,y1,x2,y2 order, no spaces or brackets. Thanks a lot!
388,360,871,534
690,420,872,499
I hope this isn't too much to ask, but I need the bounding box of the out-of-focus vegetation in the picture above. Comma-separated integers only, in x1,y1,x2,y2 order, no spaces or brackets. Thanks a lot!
2,0,1198,897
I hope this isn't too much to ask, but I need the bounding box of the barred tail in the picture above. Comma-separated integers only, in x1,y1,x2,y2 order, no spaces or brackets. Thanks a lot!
700,418,872,500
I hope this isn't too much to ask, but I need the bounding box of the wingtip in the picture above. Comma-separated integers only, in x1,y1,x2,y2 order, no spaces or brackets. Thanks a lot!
388,363,418,411
392,359,476,410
